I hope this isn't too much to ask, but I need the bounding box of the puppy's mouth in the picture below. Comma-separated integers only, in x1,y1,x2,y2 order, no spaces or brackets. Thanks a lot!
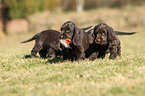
60,38,72,48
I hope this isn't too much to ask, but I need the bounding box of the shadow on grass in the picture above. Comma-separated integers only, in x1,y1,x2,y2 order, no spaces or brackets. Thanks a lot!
46,57,63,64
24,54,31,58
23,54,63,64
23,54,39,59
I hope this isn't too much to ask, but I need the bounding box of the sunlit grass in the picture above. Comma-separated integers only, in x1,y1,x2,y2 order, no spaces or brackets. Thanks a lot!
0,7,145,96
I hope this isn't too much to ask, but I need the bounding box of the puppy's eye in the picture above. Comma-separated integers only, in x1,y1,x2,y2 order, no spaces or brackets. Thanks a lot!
65,28,70,32
102,31,105,34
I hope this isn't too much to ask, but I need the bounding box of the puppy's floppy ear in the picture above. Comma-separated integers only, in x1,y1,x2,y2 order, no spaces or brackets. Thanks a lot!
70,22,76,33
106,25,116,41
92,26,98,43
91,33,95,44
72,26,79,46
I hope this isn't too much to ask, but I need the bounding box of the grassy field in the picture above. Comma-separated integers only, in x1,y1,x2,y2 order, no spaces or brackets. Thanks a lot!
0,7,145,96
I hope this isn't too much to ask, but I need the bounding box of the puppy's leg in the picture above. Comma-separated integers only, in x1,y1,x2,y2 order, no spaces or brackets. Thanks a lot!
76,47,85,61
117,45,121,57
60,48,68,61
39,49,48,58
48,48,55,59
31,43,41,58
97,52,106,59
88,52,99,60
109,46,118,59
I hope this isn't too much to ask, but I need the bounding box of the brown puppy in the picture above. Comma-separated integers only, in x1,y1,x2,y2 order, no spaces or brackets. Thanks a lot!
21,30,62,58
86,23,121,60
59,21,90,61
86,23,136,60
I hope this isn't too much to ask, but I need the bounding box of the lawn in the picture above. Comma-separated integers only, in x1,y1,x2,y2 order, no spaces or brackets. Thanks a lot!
0,7,145,96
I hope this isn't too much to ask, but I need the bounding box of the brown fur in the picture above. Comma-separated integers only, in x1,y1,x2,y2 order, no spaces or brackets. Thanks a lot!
85,23,121,60
59,21,90,61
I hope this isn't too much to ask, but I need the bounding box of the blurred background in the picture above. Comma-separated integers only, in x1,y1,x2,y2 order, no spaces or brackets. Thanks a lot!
0,0,145,35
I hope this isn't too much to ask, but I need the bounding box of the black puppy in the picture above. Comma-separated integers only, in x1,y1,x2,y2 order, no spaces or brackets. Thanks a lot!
21,30,62,58
85,23,136,60
59,21,90,61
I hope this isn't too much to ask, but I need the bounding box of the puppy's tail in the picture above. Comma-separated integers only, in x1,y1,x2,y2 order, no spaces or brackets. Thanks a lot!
114,31,137,35
21,33,40,43
81,25,92,30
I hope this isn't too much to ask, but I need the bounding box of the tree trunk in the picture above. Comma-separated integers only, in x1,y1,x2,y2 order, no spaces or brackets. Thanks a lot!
61,0,76,11
120,0,125,8
0,1,9,34
75,0,85,13
0,0,1,9
0,0,3,33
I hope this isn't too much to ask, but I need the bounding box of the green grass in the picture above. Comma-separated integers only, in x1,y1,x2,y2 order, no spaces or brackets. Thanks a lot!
1,8,145,96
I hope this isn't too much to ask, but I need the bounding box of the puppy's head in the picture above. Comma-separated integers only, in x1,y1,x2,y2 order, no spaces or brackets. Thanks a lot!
59,21,76,40
93,23,108,45
59,21,76,48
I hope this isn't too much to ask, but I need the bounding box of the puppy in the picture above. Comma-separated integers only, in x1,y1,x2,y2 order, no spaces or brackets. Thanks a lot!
86,23,136,60
59,21,90,61
21,30,62,58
